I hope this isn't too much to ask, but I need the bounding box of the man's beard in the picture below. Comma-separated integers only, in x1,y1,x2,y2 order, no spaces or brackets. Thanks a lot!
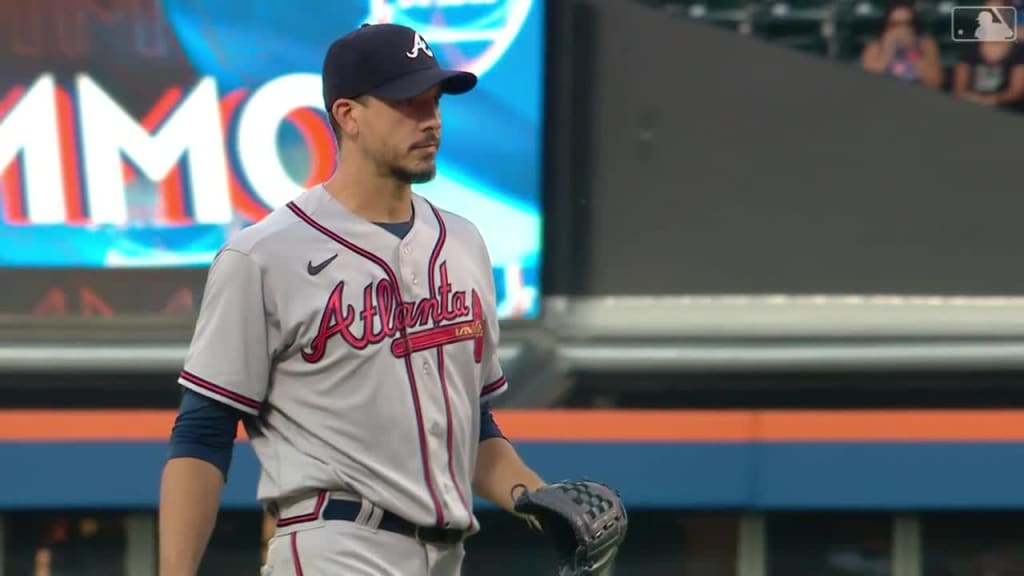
394,134,440,184
390,164,436,184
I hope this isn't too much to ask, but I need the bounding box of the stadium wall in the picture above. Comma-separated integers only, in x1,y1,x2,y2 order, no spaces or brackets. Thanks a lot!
547,0,1024,296
4,409,1024,510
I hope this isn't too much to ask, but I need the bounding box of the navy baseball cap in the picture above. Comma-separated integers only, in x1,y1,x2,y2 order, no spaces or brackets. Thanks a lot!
322,23,477,110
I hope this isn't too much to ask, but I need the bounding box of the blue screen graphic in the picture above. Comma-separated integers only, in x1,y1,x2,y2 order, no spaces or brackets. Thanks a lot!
0,0,545,320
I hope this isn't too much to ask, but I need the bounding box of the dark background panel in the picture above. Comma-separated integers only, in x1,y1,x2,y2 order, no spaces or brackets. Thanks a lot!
545,0,1024,296
7,369,1024,409
921,511,1024,576
3,510,129,576
0,269,206,318
766,512,891,576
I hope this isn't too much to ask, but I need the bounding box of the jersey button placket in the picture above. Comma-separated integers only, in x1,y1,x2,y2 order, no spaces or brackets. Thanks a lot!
397,240,444,525
397,246,419,295
440,484,455,528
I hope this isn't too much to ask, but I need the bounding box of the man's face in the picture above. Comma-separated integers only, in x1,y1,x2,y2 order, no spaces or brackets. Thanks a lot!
358,85,443,184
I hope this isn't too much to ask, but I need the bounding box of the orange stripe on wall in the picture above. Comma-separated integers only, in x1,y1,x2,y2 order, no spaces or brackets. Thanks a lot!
0,410,178,441
2,410,1024,442
496,410,756,442
757,410,1024,441
2,405,1024,440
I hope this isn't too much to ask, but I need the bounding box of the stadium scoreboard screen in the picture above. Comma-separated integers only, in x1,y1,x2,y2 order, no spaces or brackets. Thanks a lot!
0,0,545,321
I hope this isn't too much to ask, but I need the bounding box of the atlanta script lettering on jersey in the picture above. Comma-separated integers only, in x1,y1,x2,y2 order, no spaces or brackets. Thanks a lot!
302,261,484,363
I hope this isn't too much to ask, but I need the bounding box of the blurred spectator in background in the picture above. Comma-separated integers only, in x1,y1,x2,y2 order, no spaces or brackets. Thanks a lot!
952,0,1024,111
859,1,943,89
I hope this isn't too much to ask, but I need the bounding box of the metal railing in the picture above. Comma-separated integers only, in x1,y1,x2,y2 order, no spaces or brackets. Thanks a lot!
3,295,1024,373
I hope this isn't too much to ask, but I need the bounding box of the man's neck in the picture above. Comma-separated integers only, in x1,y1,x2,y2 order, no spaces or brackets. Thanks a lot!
322,162,413,223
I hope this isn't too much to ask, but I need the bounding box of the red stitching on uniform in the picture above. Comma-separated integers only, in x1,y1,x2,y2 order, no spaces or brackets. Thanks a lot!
290,532,304,576
426,202,448,294
179,370,262,410
287,201,445,527
427,204,475,531
276,491,328,527
436,349,476,531
399,355,443,526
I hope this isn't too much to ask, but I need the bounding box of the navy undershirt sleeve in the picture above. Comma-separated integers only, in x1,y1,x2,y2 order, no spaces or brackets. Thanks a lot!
480,402,506,442
168,389,243,480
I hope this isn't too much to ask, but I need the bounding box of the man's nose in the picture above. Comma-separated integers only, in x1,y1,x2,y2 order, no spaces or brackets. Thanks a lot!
423,103,441,130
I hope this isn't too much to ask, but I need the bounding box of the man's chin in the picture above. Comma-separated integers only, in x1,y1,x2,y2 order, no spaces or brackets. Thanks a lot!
409,170,436,185
390,160,437,185
400,166,437,185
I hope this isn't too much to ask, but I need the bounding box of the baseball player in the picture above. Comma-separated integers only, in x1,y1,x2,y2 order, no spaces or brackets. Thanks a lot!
157,23,549,576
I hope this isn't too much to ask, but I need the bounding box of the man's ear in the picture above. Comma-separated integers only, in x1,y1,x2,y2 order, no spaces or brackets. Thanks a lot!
332,98,361,138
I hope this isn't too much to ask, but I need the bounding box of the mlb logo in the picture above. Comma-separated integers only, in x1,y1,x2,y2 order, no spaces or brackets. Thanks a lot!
951,6,1018,41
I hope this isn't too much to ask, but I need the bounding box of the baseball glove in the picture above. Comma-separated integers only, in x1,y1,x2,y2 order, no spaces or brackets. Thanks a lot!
512,479,628,576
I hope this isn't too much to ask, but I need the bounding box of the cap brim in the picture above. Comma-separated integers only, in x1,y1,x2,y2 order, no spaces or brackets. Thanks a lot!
369,68,477,101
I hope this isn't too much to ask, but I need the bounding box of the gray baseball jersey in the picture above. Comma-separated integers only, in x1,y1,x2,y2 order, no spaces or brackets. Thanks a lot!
177,184,508,532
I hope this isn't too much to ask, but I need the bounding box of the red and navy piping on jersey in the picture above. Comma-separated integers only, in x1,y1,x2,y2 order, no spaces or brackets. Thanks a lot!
290,533,305,576
276,489,328,527
482,376,508,399
286,201,446,528
425,202,475,531
179,370,262,413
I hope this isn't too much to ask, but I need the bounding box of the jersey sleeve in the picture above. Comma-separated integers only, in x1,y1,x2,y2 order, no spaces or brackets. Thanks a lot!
167,389,242,479
178,248,272,415
475,230,509,403
478,402,507,442
480,323,508,402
